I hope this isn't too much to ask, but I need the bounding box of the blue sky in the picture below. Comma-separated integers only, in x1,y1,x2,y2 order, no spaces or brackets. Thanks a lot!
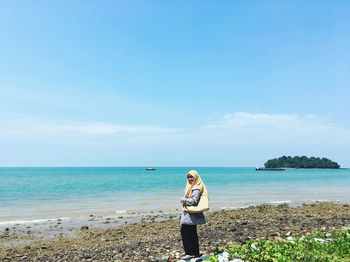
1,1,349,167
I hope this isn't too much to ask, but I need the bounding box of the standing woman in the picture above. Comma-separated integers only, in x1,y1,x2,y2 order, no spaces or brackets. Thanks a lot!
180,170,209,260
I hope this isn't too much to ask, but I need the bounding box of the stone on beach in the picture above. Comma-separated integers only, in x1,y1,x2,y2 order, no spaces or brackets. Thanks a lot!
80,225,89,230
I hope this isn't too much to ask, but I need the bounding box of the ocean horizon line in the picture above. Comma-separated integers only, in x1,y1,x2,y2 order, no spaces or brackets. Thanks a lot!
0,166,256,168
1,166,348,169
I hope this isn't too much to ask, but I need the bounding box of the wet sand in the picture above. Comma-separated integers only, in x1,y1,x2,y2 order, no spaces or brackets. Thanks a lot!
1,202,350,261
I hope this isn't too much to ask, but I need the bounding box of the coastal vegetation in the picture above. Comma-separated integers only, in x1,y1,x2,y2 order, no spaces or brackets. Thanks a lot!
207,227,350,262
264,156,340,169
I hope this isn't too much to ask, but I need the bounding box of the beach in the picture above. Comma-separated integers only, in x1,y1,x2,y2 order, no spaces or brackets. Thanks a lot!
1,167,350,261
1,202,350,261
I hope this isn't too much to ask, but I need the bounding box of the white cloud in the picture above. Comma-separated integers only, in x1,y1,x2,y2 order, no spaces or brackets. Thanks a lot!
204,112,300,128
56,122,184,135
203,112,327,129
1,113,349,143
201,112,349,144
0,119,184,137
0,113,349,166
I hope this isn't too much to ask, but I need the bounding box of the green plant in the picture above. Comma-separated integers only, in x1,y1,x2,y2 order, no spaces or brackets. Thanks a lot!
206,227,350,261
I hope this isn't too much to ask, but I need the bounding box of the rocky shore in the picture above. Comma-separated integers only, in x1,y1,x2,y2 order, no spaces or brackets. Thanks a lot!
1,202,350,261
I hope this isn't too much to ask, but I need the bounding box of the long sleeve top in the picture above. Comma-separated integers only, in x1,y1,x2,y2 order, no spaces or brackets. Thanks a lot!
180,189,206,225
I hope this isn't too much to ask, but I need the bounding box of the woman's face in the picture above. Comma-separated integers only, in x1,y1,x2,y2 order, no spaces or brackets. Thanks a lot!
187,174,195,185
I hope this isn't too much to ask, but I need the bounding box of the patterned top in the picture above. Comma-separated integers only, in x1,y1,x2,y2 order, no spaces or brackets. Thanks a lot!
180,189,206,225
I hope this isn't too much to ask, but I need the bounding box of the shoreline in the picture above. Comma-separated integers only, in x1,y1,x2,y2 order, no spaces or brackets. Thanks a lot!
2,194,347,223
0,199,343,240
1,202,350,261
0,209,181,241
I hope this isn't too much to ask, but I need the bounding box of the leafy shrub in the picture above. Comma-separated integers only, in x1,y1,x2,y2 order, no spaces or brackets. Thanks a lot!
206,227,350,261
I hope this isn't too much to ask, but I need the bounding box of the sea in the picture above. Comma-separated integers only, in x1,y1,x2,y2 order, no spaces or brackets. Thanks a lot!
1,167,350,223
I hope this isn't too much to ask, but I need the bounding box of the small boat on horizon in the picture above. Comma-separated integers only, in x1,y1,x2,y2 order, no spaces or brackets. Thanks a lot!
256,167,285,171
146,167,156,171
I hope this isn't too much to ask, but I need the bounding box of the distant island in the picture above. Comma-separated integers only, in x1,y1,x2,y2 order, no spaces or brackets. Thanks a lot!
264,156,340,169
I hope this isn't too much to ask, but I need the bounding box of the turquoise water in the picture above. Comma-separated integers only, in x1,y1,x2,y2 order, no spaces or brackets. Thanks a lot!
1,167,349,221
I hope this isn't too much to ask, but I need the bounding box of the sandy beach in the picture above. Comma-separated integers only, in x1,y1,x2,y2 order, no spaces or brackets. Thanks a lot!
1,202,349,261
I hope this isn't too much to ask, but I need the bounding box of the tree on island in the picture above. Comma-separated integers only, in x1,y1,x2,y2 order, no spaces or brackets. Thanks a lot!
264,156,340,169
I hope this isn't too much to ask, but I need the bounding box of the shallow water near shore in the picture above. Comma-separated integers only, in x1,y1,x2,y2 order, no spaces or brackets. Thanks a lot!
1,167,350,223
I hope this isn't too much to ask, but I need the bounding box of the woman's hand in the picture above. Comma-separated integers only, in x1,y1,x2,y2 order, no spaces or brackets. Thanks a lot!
180,197,186,203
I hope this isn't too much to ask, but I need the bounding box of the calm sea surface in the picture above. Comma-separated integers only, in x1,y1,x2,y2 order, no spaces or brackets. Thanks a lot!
1,167,349,222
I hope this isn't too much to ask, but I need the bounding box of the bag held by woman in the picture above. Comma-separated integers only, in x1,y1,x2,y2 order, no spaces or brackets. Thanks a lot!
183,193,209,213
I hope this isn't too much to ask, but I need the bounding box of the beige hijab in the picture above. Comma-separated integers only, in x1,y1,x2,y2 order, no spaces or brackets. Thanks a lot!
184,170,209,198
